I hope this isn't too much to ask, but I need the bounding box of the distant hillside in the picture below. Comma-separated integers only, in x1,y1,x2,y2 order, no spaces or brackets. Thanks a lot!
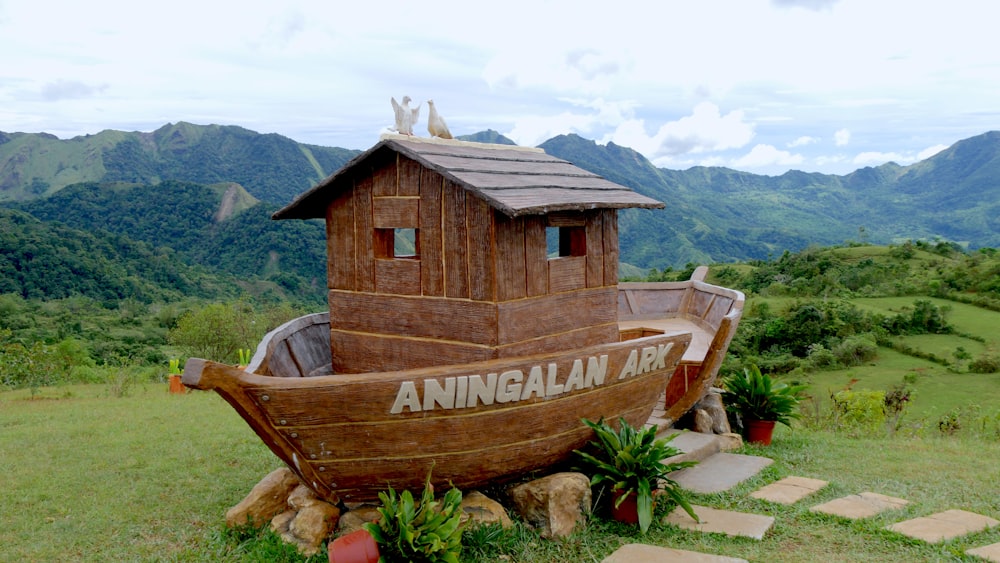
540,131,1000,268
0,208,238,304
0,123,360,204
3,123,999,271
13,181,327,303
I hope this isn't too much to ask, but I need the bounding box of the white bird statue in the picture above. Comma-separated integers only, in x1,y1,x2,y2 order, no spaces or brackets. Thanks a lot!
427,99,453,139
390,96,420,135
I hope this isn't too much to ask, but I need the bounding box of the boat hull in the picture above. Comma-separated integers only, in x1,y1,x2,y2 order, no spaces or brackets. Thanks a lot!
183,330,690,502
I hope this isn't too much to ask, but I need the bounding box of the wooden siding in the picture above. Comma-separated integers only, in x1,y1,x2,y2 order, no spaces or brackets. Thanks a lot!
329,291,498,345
602,209,619,286
331,330,497,373
497,287,618,344
327,190,355,291
496,323,619,358
467,196,495,302
496,215,527,301
524,216,548,297
419,168,445,297
373,197,419,228
443,181,470,299
375,258,421,295
548,256,586,293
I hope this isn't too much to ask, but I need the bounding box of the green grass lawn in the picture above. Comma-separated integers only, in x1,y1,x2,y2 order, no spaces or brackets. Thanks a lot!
3,382,1000,562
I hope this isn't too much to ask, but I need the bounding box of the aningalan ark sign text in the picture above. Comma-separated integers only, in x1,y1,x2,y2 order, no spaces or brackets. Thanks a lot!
390,343,674,414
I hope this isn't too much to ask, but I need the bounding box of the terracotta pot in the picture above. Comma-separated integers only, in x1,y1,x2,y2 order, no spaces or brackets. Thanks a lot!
610,489,640,524
168,374,186,394
745,419,776,445
329,529,380,563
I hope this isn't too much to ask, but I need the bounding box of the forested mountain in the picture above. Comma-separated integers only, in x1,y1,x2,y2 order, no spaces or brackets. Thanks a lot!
0,208,239,305
2,123,999,274
540,132,1000,269
0,123,359,204
9,181,327,303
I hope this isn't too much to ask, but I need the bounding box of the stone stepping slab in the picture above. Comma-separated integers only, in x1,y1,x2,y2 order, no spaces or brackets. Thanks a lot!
750,476,828,505
886,509,1000,543
967,541,1000,562
601,543,748,563
664,504,775,540
809,492,909,519
669,453,774,494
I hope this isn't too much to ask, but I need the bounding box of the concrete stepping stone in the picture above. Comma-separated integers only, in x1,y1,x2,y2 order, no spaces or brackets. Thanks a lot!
660,429,722,465
750,476,828,505
664,504,775,540
669,453,773,494
967,542,1000,562
886,509,1000,543
809,492,908,519
602,543,748,563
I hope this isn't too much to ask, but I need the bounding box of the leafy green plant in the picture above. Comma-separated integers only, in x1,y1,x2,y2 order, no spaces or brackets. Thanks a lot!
573,417,698,534
168,358,182,375
364,471,464,563
237,348,252,366
721,364,806,426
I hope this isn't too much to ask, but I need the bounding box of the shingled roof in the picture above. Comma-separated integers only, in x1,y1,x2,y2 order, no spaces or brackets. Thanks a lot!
273,135,664,219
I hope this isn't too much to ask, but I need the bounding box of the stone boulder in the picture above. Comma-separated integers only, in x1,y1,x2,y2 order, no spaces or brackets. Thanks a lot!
695,391,732,434
225,467,301,527
270,493,340,557
336,505,382,534
508,472,591,538
460,490,513,528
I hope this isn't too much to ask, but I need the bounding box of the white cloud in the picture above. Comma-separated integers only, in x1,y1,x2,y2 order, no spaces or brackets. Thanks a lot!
853,151,907,166
834,129,851,146
732,144,805,169
788,136,820,147
918,144,948,160
772,0,840,11
853,143,952,168
607,102,755,159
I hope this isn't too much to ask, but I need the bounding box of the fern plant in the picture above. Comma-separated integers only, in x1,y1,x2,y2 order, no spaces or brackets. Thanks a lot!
573,417,698,534
721,364,806,426
363,472,464,563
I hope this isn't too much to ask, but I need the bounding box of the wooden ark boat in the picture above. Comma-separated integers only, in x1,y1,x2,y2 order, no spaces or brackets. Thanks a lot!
183,135,743,503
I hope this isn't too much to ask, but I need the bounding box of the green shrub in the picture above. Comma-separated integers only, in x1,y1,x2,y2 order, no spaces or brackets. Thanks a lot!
830,389,886,436
969,353,1000,374
365,472,464,563
832,334,879,366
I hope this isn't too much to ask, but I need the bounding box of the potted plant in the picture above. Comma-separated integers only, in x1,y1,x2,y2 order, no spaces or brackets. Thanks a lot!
573,417,698,534
721,364,806,445
167,359,186,394
362,471,465,563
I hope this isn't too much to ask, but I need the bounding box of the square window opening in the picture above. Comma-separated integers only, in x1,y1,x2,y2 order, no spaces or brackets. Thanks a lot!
546,226,586,258
376,228,419,259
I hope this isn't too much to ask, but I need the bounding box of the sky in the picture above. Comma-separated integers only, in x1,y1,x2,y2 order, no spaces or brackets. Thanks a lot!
2,0,998,176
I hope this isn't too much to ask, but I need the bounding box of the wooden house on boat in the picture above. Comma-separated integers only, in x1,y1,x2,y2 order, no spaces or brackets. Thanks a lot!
183,134,742,502
271,134,667,373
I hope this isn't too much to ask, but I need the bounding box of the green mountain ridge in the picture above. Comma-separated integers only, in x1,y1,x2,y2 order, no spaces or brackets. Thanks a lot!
7,181,328,304
2,123,999,274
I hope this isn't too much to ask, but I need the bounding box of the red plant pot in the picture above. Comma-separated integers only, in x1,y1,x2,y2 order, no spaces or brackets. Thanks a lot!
329,529,380,563
168,375,186,394
745,419,776,445
611,489,639,524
